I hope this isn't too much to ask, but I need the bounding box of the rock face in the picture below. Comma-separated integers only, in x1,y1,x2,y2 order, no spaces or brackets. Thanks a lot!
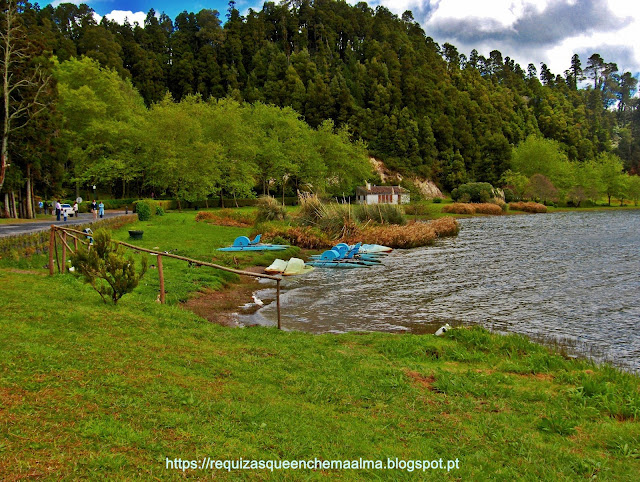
369,157,443,200
413,178,444,199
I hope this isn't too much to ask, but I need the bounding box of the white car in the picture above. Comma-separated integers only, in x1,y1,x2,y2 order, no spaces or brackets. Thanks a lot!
59,204,75,217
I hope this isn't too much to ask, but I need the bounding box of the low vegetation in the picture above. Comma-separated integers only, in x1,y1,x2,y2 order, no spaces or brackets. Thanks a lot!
342,218,459,249
195,209,254,227
510,201,548,213
442,203,504,215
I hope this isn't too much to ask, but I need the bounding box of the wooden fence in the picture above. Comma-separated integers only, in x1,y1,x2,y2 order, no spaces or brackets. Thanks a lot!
48,225,284,329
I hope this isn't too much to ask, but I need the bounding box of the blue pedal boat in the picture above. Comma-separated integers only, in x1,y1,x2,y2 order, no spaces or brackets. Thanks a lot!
217,235,290,252
306,246,373,268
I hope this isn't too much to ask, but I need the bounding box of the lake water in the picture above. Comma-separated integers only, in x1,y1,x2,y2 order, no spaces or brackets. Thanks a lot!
239,210,640,371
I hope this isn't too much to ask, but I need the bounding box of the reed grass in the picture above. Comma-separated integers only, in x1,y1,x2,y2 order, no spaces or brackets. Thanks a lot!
442,203,503,215
341,218,459,249
509,201,548,213
255,195,287,222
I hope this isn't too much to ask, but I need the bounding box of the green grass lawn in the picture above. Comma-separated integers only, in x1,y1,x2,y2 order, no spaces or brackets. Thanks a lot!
1,269,639,480
1,209,639,479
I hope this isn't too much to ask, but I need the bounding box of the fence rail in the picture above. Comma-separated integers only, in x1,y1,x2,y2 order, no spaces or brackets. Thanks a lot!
49,225,283,329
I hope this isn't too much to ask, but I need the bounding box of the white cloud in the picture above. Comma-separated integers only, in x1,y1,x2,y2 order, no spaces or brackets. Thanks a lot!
105,10,148,27
371,0,640,75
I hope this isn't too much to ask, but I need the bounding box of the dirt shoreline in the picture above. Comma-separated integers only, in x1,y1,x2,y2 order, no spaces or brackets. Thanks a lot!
181,266,267,327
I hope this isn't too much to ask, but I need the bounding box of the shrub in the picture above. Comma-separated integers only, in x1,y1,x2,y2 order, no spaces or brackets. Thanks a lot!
136,201,152,221
255,196,287,222
509,202,547,213
432,197,443,204
155,205,165,216
451,182,495,203
70,230,147,304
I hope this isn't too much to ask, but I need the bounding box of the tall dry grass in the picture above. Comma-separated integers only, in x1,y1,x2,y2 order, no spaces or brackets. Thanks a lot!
263,226,333,249
509,202,547,213
341,218,459,249
442,203,503,215
255,195,287,222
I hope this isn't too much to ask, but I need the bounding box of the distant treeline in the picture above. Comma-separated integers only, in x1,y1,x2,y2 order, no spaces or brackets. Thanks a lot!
1,0,639,217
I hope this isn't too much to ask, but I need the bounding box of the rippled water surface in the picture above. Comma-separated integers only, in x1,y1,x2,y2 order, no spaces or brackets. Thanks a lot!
241,211,640,370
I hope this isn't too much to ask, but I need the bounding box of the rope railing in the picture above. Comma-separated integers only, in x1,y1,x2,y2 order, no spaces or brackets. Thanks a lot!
49,225,283,329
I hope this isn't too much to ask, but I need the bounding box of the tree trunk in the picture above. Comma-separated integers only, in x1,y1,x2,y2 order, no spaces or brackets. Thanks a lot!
233,192,238,208
26,165,33,219
11,190,17,218
3,192,9,218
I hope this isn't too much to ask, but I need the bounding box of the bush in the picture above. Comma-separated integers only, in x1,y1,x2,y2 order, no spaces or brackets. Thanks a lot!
432,197,443,204
136,201,152,221
70,230,147,304
509,202,547,213
451,182,495,203
255,196,287,222
155,205,165,216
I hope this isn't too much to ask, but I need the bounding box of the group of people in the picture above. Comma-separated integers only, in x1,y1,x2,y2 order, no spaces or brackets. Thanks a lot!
42,199,105,221
90,200,105,220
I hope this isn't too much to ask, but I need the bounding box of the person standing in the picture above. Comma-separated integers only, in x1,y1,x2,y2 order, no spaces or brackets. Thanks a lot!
38,200,43,214
98,201,105,218
55,200,61,221
73,201,79,218
91,200,97,220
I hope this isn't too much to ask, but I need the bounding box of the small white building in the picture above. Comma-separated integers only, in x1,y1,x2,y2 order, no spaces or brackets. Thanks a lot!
356,184,410,205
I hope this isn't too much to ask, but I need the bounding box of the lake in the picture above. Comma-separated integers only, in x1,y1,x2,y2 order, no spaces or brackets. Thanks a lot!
240,210,640,371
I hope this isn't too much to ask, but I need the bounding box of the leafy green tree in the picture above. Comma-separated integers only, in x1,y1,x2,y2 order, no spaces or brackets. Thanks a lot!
626,175,640,206
499,169,529,200
142,95,224,208
54,57,146,198
525,174,558,204
596,153,625,205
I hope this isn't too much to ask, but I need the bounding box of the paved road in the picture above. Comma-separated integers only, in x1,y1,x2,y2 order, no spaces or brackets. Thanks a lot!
0,211,129,238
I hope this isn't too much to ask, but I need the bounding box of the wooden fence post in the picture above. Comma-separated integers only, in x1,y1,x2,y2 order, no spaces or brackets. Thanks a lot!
157,254,165,304
276,278,281,330
48,226,55,276
61,231,67,273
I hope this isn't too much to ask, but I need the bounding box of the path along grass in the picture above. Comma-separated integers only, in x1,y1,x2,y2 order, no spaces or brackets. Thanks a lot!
0,210,639,479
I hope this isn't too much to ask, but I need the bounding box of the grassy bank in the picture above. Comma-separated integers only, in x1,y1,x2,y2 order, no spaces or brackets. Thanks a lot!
1,268,639,480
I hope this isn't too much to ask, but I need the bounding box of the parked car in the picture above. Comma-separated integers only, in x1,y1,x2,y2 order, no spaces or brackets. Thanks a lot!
59,204,74,217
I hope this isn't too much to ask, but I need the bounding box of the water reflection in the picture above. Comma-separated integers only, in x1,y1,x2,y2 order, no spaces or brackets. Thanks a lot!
238,210,640,371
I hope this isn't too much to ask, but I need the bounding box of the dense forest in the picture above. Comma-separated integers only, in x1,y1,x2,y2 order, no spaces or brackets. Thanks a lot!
1,0,639,217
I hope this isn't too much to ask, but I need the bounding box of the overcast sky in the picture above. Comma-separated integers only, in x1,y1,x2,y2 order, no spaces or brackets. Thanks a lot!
49,0,640,77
